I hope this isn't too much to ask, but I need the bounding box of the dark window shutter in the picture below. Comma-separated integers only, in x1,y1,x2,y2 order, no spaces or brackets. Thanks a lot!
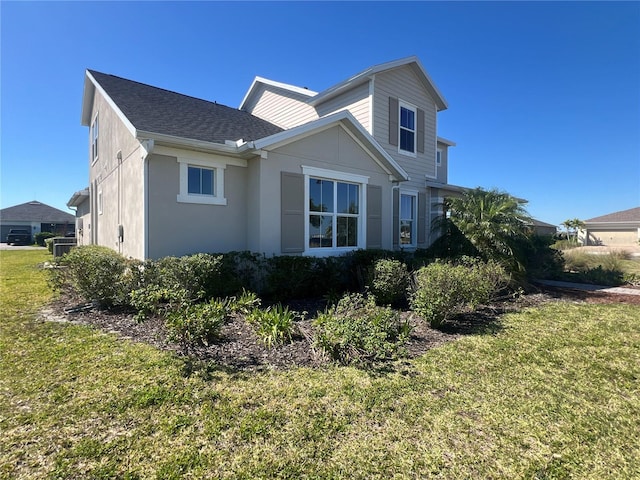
392,188,399,248
418,192,427,244
389,97,399,146
281,172,305,253
366,185,382,249
417,108,425,154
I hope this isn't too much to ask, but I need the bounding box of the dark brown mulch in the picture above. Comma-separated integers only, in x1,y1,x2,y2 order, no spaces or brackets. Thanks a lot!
40,286,639,372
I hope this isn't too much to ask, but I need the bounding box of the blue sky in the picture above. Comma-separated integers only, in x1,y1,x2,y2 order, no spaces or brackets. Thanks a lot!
1,1,639,228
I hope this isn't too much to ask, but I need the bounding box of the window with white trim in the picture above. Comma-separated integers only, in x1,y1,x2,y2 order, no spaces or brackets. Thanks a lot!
436,148,443,166
399,102,416,155
177,158,227,205
91,115,99,164
303,166,368,253
400,192,417,246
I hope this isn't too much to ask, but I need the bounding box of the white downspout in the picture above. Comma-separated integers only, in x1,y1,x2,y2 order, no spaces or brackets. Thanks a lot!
140,139,154,259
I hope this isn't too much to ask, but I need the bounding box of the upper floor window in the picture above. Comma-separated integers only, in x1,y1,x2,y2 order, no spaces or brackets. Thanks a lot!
399,103,416,155
436,148,443,166
91,115,99,164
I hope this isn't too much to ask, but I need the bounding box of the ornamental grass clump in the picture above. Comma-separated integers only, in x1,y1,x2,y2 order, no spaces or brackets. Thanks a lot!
410,257,507,329
314,293,411,365
246,304,296,349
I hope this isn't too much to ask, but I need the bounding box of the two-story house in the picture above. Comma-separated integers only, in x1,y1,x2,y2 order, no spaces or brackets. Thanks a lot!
69,56,463,260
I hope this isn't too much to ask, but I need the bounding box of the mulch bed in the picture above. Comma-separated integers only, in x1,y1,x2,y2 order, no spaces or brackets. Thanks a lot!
40,285,639,372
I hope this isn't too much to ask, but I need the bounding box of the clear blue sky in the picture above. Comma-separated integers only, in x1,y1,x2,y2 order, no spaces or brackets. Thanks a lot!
2,1,639,227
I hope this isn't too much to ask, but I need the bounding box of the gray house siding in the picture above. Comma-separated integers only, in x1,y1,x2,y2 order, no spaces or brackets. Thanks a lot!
315,82,371,133
373,65,438,190
244,84,318,129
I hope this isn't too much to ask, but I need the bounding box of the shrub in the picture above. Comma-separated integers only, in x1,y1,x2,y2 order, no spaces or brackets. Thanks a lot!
35,231,56,247
367,258,409,306
247,304,296,349
314,293,411,365
45,237,55,254
53,245,129,307
264,256,317,299
410,258,507,329
227,289,262,315
165,298,230,347
129,286,190,322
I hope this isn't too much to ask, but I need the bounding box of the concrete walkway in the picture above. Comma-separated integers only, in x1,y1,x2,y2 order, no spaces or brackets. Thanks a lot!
535,279,640,296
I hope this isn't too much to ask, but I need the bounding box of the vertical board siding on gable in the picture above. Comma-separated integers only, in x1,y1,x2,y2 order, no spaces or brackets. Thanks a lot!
315,82,371,132
246,86,318,129
373,66,438,190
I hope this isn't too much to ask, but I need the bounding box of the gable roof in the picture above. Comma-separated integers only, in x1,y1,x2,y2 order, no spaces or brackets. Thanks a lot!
1,201,75,223
309,56,448,111
585,207,640,224
82,70,283,145
251,110,409,182
240,56,448,112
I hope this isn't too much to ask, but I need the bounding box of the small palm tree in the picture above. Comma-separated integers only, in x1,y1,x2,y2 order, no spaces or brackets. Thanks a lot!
436,187,533,271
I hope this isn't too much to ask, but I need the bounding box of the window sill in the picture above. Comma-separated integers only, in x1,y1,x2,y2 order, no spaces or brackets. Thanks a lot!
177,194,227,206
398,149,417,158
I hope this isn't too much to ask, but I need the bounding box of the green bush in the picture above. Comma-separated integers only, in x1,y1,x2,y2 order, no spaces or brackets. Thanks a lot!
165,298,230,347
314,293,411,365
35,232,56,247
367,258,409,306
45,238,55,254
247,303,296,349
129,286,190,322
410,258,507,329
53,245,129,307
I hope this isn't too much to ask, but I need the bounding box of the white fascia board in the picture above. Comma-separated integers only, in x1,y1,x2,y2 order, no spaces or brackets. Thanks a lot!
425,180,469,194
136,130,255,159
239,76,317,110
83,71,137,136
585,221,640,227
437,136,457,147
67,188,90,207
252,110,409,182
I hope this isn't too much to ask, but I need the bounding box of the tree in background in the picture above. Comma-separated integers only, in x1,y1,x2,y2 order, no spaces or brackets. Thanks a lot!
561,218,585,245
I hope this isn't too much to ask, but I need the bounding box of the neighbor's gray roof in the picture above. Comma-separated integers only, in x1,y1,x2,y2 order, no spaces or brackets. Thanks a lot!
585,207,640,224
1,201,75,223
88,70,284,144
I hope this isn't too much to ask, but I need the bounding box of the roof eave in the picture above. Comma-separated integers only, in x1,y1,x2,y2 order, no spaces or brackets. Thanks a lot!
67,188,90,207
252,111,409,182
239,76,317,110
136,130,256,159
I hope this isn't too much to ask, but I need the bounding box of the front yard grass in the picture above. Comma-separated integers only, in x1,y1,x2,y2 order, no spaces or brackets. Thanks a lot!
1,250,639,479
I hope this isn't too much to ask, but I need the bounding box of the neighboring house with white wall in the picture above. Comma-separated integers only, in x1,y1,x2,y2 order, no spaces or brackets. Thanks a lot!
0,201,74,242
70,57,466,260
580,207,640,246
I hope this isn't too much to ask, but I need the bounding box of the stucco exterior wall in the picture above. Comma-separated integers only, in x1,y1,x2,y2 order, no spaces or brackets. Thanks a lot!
88,88,145,258
146,154,248,259
250,125,394,255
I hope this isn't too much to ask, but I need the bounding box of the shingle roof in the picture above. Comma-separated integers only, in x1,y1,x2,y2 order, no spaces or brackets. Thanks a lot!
88,70,284,144
1,201,75,223
585,207,640,223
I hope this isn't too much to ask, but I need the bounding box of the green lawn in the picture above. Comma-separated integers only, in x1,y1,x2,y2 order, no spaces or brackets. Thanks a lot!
1,250,639,479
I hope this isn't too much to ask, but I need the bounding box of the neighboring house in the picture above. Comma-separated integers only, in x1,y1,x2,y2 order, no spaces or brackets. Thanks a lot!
579,207,640,246
530,219,557,237
0,201,75,242
70,56,466,260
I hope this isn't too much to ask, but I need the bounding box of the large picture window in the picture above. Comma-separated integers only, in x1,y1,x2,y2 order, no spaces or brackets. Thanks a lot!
303,166,367,253
400,192,417,246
